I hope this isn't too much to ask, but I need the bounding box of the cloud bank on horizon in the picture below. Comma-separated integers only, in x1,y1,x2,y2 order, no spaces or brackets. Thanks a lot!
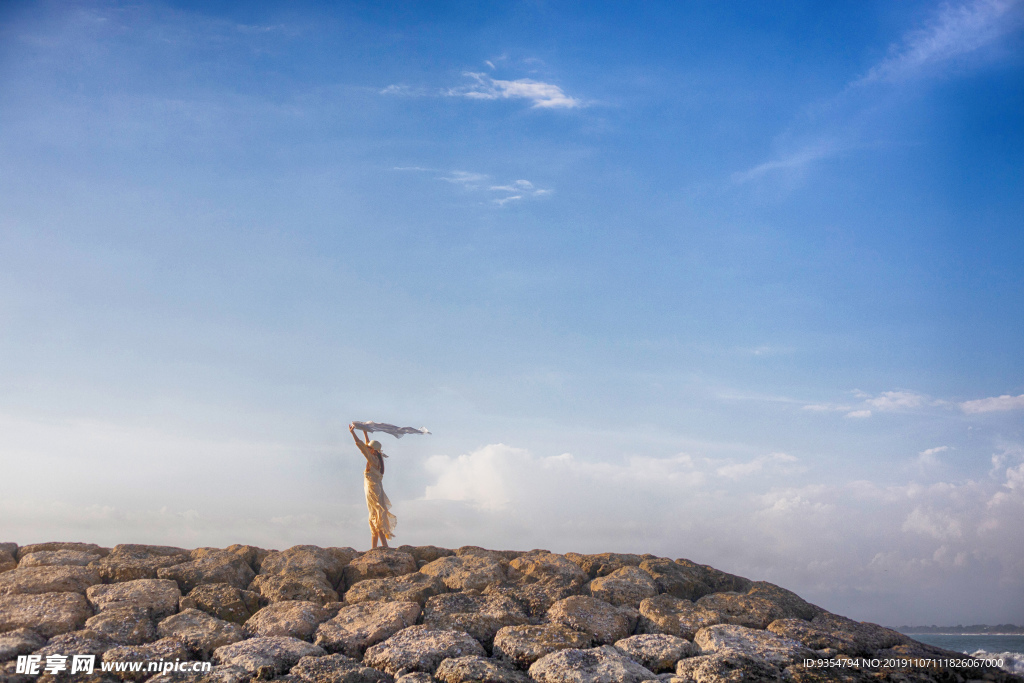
0,0,1021,627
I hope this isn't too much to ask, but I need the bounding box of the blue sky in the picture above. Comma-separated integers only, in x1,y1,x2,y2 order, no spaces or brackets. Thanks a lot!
1,0,1022,626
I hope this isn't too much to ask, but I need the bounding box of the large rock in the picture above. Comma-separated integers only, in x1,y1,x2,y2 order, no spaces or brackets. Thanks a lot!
15,543,109,561
492,553,589,617
83,606,158,645
0,566,100,596
362,625,486,676
693,592,787,630
248,572,340,605
637,560,712,601
423,592,529,650
32,628,118,659
547,596,638,646
89,545,191,583
528,645,656,683
157,551,256,594
674,559,752,594
102,637,192,681
613,634,699,673
637,595,723,640
0,544,17,557
0,551,15,574
746,582,821,621
245,601,335,640
674,651,784,682
434,656,529,683
224,545,273,574
86,579,181,620
143,663,253,683
213,636,326,677
314,601,421,658
394,675,433,683
419,556,505,593
492,624,593,670
0,628,46,662
396,546,454,567
180,583,262,625
767,612,907,657
289,652,392,683
564,553,648,579
18,550,102,568
588,567,658,608
345,573,446,606
0,592,92,637
158,608,246,659
259,546,351,589
694,624,812,668
342,550,418,590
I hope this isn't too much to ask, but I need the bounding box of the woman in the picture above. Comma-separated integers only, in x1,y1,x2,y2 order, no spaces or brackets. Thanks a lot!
349,423,397,548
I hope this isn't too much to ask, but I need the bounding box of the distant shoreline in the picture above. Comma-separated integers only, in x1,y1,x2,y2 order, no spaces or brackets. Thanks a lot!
898,626,1024,635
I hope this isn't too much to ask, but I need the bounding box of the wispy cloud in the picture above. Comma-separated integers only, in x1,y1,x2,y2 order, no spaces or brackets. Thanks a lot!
395,167,552,205
716,452,798,479
961,393,1024,413
447,73,582,109
857,0,1024,84
731,142,841,184
918,445,951,466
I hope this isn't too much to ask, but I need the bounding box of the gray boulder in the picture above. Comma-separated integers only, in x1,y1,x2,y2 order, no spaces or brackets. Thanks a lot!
492,624,593,670
15,543,109,561
143,663,253,683
314,600,421,658
289,653,392,683
157,550,256,594
259,546,352,589
396,546,454,567
419,556,505,593
0,628,46,663
433,656,529,683
528,645,656,683
637,595,723,640
18,550,102,568
89,545,191,583
32,628,117,659
693,592,787,630
245,601,335,640
588,567,658,608
674,651,784,681
342,550,418,590
213,636,326,678
224,545,273,574
0,566,100,596
102,637,192,681
673,560,752,594
613,634,699,673
0,550,15,574
767,611,907,657
83,605,158,645
547,596,638,646
693,624,812,668
564,553,648,579
745,582,820,621
248,572,341,605
362,625,486,676
423,591,529,650
0,592,92,637
180,583,262,625
345,573,446,606
86,579,181,620
394,674,434,683
158,608,246,659
637,560,712,602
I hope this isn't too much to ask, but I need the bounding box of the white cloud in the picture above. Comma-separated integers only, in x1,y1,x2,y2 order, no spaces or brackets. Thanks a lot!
866,390,929,411
450,73,582,109
493,195,522,206
437,170,489,188
395,168,551,205
961,393,1024,413
858,0,1024,84
731,142,840,184
716,452,798,479
846,409,872,418
918,446,950,466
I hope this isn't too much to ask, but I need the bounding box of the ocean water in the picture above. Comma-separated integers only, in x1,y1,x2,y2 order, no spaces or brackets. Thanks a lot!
908,634,1024,674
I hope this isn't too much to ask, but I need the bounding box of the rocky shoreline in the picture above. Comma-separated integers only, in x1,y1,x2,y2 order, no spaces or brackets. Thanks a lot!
0,541,1019,682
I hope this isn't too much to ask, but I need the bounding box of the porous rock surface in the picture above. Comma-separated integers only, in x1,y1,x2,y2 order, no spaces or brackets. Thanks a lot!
315,601,421,658
0,541,1011,683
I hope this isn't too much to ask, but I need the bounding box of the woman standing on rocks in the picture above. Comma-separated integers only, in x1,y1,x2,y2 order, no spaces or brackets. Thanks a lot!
350,423,397,549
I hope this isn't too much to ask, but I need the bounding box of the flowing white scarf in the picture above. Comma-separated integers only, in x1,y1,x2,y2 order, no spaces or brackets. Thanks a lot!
352,421,431,438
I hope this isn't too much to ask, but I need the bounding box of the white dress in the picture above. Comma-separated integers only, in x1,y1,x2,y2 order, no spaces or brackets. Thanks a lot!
358,442,396,539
